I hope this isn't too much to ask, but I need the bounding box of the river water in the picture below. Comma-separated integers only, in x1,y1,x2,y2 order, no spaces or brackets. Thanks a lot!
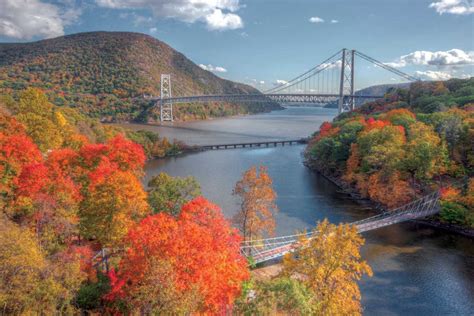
122,107,474,315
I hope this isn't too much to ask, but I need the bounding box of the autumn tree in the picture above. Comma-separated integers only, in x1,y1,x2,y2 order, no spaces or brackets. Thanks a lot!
403,121,447,180
234,277,314,315
0,131,42,207
357,122,406,174
0,216,46,314
147,172,201,216
367,171,414,208
9,88,68,151
0,217,89,314
105,197,249,314
282,220,372,315
233,166,278,242
79,159,149,247
13,161,81,253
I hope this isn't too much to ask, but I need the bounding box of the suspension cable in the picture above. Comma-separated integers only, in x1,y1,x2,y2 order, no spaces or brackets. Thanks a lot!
354,50,420,82
264,49,343,93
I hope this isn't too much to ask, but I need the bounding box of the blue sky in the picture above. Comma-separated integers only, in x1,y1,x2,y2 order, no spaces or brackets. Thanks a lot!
0,0,473,90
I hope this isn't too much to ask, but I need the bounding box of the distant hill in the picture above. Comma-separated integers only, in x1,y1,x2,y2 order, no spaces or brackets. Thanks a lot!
324,82,412,108
0,31,280,121
355,83,411,97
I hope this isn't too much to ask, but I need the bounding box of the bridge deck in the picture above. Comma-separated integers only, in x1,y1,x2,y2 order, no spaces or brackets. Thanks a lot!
199,139,308,150
245,191,440,264
155,93,384,105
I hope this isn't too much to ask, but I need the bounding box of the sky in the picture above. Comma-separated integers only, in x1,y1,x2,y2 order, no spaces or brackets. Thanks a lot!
0,0,473,90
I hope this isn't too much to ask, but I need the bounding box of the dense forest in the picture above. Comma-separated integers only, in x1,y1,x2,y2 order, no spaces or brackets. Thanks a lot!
306,78,474,228
0,88,371,314
0,32,281,122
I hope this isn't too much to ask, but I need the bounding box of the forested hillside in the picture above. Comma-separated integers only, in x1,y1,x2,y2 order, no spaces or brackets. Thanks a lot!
0,32,280,121
306,78,474,228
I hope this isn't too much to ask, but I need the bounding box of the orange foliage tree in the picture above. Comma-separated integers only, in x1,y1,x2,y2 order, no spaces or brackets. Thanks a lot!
106,197,249,314
367,171,414,208
233,166,278,242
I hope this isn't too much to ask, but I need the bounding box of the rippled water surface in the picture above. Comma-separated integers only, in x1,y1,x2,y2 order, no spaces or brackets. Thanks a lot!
120,107,474,315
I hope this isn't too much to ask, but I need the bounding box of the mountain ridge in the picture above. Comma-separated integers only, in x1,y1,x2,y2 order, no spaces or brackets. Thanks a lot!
0,31,279,121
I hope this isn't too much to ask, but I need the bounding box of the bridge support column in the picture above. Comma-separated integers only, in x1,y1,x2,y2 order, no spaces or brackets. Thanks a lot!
160,74,173,122
338,49,355,114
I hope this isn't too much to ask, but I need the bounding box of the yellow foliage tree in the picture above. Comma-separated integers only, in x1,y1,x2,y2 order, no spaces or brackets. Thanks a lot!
282,220,372,316
232,166,278,242
79,168,150,247
0,217,46,314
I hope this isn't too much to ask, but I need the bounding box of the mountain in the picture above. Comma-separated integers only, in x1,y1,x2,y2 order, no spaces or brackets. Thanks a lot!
324,83,412,108
0,31,280,122
355,83,411,97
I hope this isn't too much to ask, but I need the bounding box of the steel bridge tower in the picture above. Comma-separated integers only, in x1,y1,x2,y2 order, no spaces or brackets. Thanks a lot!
160,74,173,122
338,49,355,114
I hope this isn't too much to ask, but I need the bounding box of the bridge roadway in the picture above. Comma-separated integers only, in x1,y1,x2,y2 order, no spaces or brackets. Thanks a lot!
244,191,441,264
154,93,384,105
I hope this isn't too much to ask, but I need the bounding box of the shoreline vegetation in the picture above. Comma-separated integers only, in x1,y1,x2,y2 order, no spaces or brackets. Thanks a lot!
306,165,474,238
304,78,473,237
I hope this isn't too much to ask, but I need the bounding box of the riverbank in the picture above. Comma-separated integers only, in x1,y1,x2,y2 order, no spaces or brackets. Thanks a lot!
303,160,474,238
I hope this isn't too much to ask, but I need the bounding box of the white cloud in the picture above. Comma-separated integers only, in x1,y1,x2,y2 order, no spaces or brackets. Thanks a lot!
330,19,339,23
205,9,242,30
149,27,157,33
386,49,474,68
429,0,474,15
321,60,342,70
259,80,265,85
199,64,227,73
0,0,77,39
274,80,288,85
309,16,324,23
415,70,453,80
96,0,243,30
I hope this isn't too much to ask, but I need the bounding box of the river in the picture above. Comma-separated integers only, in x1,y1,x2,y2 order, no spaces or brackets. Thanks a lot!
121,107,474,315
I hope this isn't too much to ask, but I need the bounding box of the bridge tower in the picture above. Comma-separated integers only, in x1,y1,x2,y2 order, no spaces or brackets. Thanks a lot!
160,74,173,122
338,49,355,114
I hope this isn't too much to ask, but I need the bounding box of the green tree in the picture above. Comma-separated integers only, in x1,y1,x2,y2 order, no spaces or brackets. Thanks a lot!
147,172,201,216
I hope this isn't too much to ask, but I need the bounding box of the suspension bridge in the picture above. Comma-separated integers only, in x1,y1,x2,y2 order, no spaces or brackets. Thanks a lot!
154,48,419,121
93,190,441,269
242,191,441,264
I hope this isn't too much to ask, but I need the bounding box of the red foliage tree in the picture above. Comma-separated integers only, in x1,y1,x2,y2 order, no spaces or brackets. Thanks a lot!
106,197,249,314
364,117,390,131
107,135,146,174
77,135,145,175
